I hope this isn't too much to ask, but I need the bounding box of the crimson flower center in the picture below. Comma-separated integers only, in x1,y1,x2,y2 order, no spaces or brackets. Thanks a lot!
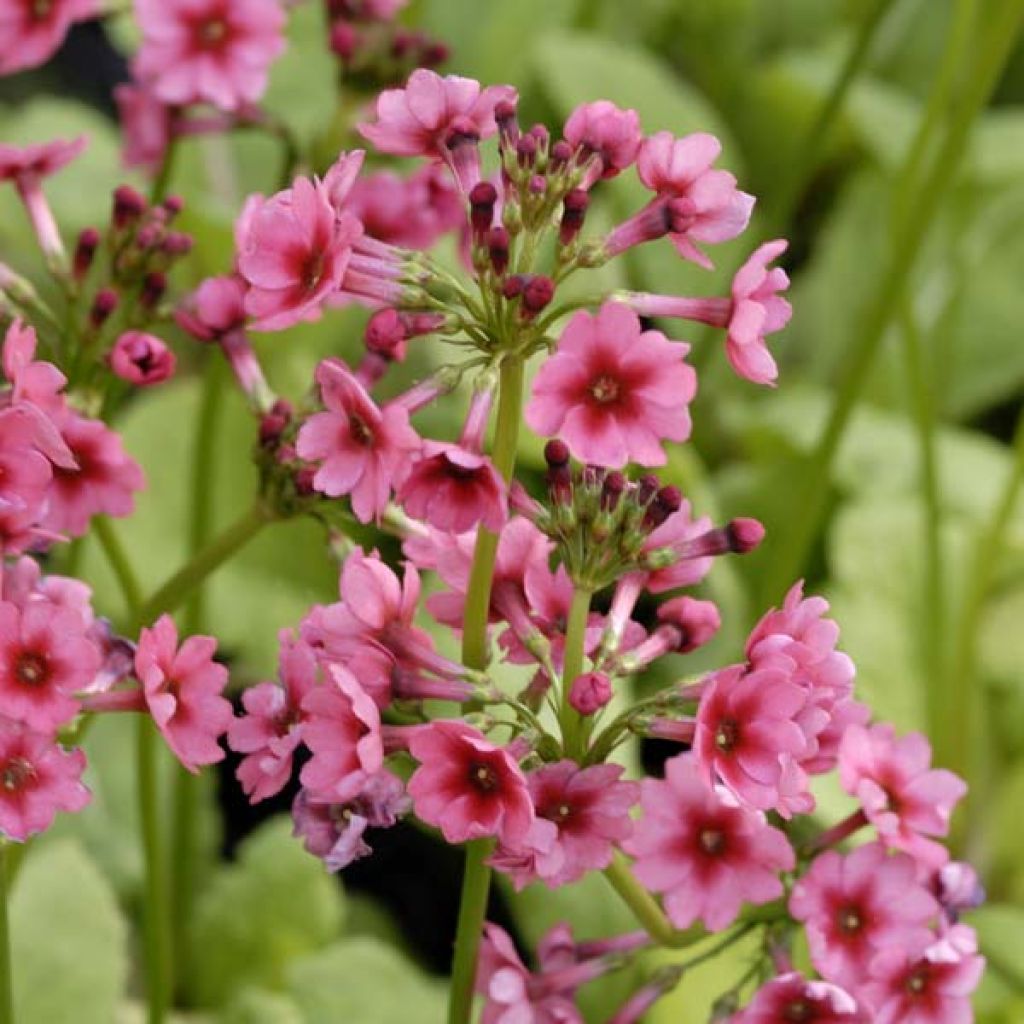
197,17,229,47
783,1001,813,1023
714,718,738,753
1,756,35,792
905,966,929,996
541,802,573,823
302,251,326,292
588,374,621,404
470,762,498,793
698,827,726,855
31,0,53,20
348,414,374,446
837,905,862,934
15,650,49,687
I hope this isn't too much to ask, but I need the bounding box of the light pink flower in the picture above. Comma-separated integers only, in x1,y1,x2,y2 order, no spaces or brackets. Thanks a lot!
407,720,533,846
296,359,421,522
238,176,363,331
114,82,173,172
625,754,794,932
135,614,233,773
397,442,507,533
839,724,966,868
789,843,938,988
0,717,88,841
862,929,984,1024
43,412,145,537
110,331,177,387
0,599,100,732
0,0,98,75
734,973,867,1023
563,100,641,187
694,662,807,812
526,302,696,469
228,632,317,802
133,0,286,111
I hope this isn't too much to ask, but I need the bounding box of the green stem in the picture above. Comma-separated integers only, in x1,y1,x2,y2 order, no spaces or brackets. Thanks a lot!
448,357,525,1024
761,0,1024,603
172,358,224,997
136,502,272,628
138,718,171,1024
0,846,14,1024
93,516,144,621
150,135,179,204
559,587,592,760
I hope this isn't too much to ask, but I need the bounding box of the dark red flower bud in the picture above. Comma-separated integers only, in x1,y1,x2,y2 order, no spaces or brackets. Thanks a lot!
329,21,359,60
549,140,573,170
544,439,570,468
521,275,554,315
89,288,119,328
726,517,765,554
487,227,510,276
72,228,101,282
495,99,520,148
469,181,498,239
501,275,525,301
161,195,184,220
601,470,626,512
559,189,589,246
140,271,168,310
112,185,146,231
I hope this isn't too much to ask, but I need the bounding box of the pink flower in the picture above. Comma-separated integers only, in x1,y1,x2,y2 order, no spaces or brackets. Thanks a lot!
838,724,966,868
526,302,696,469
299,665,383,802
563,100,642,188
397,442,507,533
43,412,145,537
789,843,938,988
0,717,88,841
296,359,421,522
358,68,517,189
568,672,612,715
735,973,867,1023
634,130,753,268
407,720,533,846
114,83,173,172
133,0,286,111
135,614,234,773
228,632,317,802
292,769,409,872
643,500,715,593
694,662,807,812
0,599,100,732
110,331,177,387
0,0,98,75
625,754,794,931
175,274,247,340
861,929,984,1024
237,176,363,331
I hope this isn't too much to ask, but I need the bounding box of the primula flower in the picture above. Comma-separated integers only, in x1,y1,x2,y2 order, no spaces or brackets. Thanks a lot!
0,599,101,732
625,754,794,931
291,769,409,872
407,720,533,846
861,928,984,1024
134,0,286,112
114,83,173,173
0,716,88,841
135,614,234,773
563,100,642,188
109,331,177,387
237,175,362,331
694,661,807,812
296,359,421,522
788,842,939,988
734,973,867,1023
0,0,98,75
525,302,696,469
643,499,715,593
838,724,966,868
228,632,317,802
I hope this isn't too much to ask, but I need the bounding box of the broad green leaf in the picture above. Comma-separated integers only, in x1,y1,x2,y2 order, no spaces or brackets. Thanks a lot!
220,989,304,1024
285,937,446,1023
187,817,345,1007
11,839,128,1024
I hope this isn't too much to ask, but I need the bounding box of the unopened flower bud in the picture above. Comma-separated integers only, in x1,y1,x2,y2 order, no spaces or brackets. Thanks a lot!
112,185,146,230
161,195,184,220
420,39,449,67
544,438,570,468
549,140,573,170
140,271,167,310
515,134,537,168
501,275,524,300
259,399,293,446
569,671,612,715
109,331,176,386
90,288,119,327
601,470,626,512
521,275,554,316
644,485,682,528
559,189,589,246
329,21,359,60
726,517,764,553
469,181,497,239
495,99,520,147
161,231,193,258
294,465,317,496
636,474,659,506
72,227,100,282
486,226,510,276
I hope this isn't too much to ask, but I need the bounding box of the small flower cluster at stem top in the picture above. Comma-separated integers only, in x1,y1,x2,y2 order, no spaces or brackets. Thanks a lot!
0,6,984,1020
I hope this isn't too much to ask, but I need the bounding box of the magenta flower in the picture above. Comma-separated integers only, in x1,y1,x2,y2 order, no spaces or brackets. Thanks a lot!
625,754,794,931
0,599,101,732
228,632,317,802
562,100,642,187
0,0,98,75
694,662,807,811
789,842,938,988
643,499,714,593
397,442,507,533
299,665,383,802
291,769,410,872
861,928,984,1024
296,359,421,522
114,83,173,173
43,412,145,538
135,614,234,773
110,331,177,387
525,302,696,468
237,177,361,331
0,717,88,841
838,724,966,868
134,0,286,112
735,973,867,1023
407,720,534,846
175,274,247,341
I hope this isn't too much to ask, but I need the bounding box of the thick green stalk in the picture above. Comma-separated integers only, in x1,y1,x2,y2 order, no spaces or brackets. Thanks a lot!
150,136,179,205
761,0,1024,603
448,357,525,1024
0,846,13,1024
93,516,144,621
559,587,593,760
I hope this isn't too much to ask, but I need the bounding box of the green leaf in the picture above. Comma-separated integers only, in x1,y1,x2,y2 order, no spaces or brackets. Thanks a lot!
220,989,304,1024
187,817,345,1007
285,937,446,1023
11,839,128,1024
